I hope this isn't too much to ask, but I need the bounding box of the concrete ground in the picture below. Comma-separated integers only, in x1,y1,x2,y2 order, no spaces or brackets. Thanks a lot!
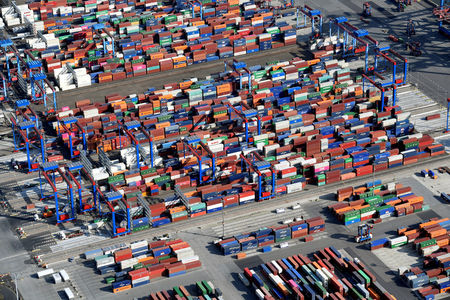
10,155,449,300
0,0,449,299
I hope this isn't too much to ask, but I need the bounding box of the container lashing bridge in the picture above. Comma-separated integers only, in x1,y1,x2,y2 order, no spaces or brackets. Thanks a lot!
56,116,87,159
120,120,155,169
39,162,76,223
65,162,98,214
182,135,216,185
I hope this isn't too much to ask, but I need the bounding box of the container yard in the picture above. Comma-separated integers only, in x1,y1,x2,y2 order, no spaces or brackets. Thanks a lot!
0,0,449,299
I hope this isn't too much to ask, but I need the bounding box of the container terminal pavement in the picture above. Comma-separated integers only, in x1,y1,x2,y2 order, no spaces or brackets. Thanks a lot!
0,0,450,299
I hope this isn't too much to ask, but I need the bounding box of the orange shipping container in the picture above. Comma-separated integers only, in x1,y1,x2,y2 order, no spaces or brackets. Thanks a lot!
420,218,449,229
407,196,424,204
429,228,447,238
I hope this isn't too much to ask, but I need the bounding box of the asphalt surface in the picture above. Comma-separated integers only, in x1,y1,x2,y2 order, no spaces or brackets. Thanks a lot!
3,154,445,300
0,0,449,299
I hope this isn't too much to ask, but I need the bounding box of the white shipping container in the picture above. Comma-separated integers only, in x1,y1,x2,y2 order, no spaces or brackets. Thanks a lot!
255,289,265,300
59,269,70,282
281,172,296,179
130,240,148,249
271,261,283,274
64,288,74,299
382,118,397,127
389,236,407,246
96,257,115,268
388,154,403,162
287,182,303,194
52,273,62,284
207,203,223,209
132,276,150,284
300,125,314,133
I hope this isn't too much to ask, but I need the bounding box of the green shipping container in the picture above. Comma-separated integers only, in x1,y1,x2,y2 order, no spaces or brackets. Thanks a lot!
390,241,407,248
275,236,291,243
105,277,115,284
357,269,371,285
132,225,150,232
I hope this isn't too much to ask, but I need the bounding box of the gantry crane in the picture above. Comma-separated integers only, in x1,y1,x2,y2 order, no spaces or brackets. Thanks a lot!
240,154,265,201
65,162,98,214
39,162,76,223
56,116,87,159
120,120,155,169
297,5,323,37
251,152,276,200
225,102,261,144
11,100,45,172
434,0,449,37
182,135,216,185
92,24,117,57
224,60,252,92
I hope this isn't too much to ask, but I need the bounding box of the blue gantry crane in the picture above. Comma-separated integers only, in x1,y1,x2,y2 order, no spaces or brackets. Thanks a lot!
297,5,322,37
240,153,267,201
434,0,449,37
99,185,131,237
66,162,98,214
0,38,14,81
23,50,58,111
182,135,216,185
11,100,45,172
120,120,155,169
225,102,261,143
224,60,253,92
0,71,8,101
92,23,117,57
39,162,76,223
188,0,203,19
56,116,87,159
329,17,379,72
250,152,276,200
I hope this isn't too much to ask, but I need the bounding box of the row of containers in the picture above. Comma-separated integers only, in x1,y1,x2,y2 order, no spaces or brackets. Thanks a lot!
148,281,223,300
83,238,201,293
47,55,446,231
369,218,450,299
243,246,396,300
2,0,302,91
216,216,325,255
329,180,428,226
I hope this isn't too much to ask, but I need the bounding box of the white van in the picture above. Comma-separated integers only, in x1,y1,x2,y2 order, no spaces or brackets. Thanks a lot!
275,208,285,214
280,242,289,248
282,219,293,225
291,203,301,210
